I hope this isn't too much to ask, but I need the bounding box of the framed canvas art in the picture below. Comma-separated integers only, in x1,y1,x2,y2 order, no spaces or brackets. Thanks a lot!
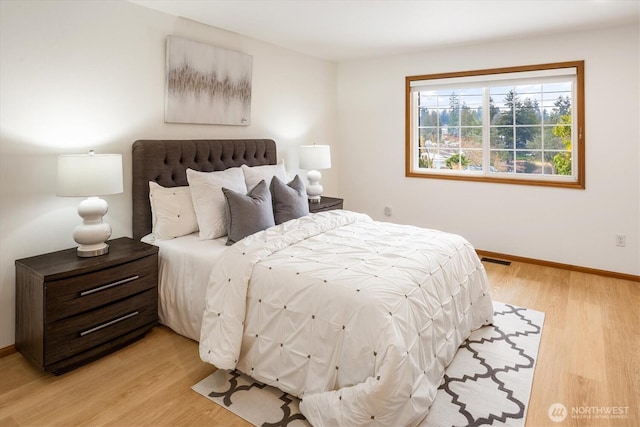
165,36,252,125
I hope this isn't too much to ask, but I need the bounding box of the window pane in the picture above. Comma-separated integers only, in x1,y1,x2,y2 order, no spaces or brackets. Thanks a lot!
461,107,482,126
515,84,541,94
437,94,451,107
420,151,449,169
444,152,467,170
542,93,572,125
419,92,439,107
437,108,451,126
543,82,572,92
545,151,572,176
516,126,542,149
464,149,483,171
490,150,514,173
516,151,542,174
461,128,482,148
490,86,512,97
419,128,438,147
419,108,438,126
490,127,513,149
516,98,541,125
490,104,513,125
441,126,459,145
543,126,568,150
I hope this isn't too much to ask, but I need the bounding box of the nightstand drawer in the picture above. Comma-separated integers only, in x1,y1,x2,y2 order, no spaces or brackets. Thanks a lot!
44,288,157,365
311,203,342,213
46,255,157,323
309,196,343,213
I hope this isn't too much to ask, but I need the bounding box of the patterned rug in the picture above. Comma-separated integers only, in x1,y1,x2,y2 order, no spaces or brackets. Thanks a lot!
192,302,544,427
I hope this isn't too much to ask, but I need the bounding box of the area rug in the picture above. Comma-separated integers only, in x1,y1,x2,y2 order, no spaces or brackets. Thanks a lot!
192,302,544,427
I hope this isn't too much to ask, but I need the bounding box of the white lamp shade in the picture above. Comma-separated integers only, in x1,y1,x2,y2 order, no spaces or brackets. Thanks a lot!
299,145,331,170
57,153,123,196
57,152,123,257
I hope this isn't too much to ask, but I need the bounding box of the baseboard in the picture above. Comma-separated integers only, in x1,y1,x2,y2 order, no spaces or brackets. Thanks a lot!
0,344,16,358
476,250,640,282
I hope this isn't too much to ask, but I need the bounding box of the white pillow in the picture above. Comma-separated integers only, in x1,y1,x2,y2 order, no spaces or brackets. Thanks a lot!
241,161,289,191
186,167,247,240
149,182,198,240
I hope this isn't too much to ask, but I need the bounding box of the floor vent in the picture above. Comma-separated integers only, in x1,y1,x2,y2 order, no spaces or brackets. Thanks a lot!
481,257,512,266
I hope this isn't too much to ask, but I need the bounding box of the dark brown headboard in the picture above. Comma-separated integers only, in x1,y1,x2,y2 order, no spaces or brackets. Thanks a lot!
132,139,277,241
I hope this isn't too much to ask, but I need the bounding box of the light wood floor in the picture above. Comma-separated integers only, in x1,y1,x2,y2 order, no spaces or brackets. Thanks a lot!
1,261,638,426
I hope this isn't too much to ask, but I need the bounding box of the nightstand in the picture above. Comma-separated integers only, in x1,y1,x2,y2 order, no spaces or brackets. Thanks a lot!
309,196,344,213
15,237,159,375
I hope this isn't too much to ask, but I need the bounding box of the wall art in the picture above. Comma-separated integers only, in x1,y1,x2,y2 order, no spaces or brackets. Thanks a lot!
165,36,252,125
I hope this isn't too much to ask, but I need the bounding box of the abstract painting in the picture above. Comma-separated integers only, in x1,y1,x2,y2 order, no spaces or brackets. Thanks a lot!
165,36,252,125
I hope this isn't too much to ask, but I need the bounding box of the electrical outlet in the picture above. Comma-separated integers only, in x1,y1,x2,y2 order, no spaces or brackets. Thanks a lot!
615,234,626,247
384,206,392,217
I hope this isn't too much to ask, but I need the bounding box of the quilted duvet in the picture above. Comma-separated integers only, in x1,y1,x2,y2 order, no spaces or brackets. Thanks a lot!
199,210,493,426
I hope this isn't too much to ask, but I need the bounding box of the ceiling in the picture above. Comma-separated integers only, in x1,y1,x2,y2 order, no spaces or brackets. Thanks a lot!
130,0,640,62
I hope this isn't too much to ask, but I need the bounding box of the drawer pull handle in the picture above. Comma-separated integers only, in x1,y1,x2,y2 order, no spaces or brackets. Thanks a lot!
80,311,139,337
80,275,140,296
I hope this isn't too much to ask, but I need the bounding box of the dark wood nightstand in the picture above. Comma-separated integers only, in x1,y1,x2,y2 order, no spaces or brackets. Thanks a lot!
15,237,159,375
309,196,344,213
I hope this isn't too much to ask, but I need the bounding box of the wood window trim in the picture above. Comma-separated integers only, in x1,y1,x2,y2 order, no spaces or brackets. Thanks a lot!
405,61,585,189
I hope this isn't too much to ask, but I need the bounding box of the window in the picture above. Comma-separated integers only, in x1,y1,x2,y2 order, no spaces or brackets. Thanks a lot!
405,61,584,188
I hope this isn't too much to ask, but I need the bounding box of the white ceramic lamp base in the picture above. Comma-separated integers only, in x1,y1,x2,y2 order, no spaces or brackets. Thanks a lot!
306,169,323,202
72,196,112,257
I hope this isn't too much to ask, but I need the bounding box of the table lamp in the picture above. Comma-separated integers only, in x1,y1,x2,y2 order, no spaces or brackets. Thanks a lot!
299,144,331,202
57,150,123,257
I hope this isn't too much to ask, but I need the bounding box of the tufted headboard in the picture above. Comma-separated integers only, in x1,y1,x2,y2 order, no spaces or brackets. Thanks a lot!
131,139,277,241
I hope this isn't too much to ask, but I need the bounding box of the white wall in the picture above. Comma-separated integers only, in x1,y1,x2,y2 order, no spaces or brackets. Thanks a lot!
337,24,639,276
0,0,338,349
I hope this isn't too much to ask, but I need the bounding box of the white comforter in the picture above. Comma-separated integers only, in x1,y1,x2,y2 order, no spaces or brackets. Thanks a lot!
199,210,493,426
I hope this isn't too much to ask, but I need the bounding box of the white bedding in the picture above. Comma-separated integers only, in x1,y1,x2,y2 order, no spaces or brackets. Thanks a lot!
143,233,227,341
199,210,493,426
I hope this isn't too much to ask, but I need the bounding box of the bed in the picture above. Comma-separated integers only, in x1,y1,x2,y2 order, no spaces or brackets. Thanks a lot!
132,138,494,426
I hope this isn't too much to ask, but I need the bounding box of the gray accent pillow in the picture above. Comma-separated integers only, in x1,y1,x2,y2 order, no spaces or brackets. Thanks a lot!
270,175,310,225
222,180,275,246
